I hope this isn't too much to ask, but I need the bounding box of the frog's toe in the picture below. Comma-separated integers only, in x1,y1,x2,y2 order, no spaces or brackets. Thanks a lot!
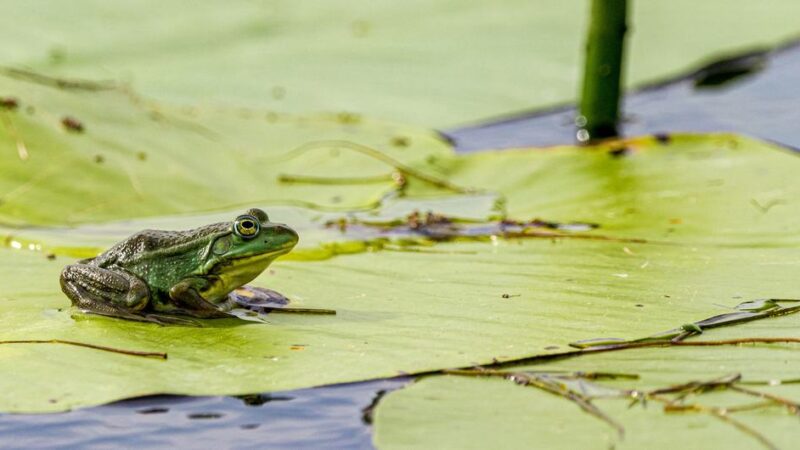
143,314,203,327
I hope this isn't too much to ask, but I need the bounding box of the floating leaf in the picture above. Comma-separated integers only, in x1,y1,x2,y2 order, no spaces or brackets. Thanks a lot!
1,130,800,414
1,1,800,126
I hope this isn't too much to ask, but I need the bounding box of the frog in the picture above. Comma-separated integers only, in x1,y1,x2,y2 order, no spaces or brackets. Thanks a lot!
60,208,299,325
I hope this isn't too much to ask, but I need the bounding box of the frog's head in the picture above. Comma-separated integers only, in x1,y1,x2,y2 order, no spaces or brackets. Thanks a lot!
202,208,299,282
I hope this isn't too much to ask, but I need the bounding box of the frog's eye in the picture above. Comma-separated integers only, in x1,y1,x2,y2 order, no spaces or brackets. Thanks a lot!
246,208,269,224
234,215,260,239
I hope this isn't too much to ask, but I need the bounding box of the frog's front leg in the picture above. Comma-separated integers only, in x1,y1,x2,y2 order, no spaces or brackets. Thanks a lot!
60,264,152,322
168,277,233,319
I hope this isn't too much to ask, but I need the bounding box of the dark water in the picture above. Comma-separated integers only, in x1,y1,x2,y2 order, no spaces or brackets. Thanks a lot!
446,42,800,152
4,41,799,450
0,378,407,449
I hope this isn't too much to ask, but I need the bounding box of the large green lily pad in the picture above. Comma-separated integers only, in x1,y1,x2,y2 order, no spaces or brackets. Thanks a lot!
1,127,799,414
374,318,800,449
1,0,799,126
0,70,452,226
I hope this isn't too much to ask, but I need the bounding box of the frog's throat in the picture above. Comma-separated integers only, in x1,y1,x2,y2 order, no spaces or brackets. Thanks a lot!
202,249,291,302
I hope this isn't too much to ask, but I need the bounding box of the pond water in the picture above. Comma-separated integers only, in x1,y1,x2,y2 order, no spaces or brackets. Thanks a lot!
3,43,798,449
446,42,800,152
0,379,407,449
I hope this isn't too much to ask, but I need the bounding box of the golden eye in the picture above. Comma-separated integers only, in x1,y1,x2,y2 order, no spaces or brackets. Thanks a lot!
234,215,260,238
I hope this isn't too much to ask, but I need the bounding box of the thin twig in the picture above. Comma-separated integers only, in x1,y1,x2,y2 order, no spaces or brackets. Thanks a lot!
264,307,337,315
269,140,473,193
647,391,778,450
648,373,740,396
729,384,800,414
483,338,800,370
723,401,781,413
445,368,625,438
0,67,116,91
278,173,395,185
708,409,778,450
0,339,167,359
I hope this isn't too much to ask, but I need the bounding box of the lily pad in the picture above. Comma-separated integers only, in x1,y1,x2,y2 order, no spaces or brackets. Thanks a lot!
1,1,800,126
374,318,800,449
1,129,799,414
0,70,453,226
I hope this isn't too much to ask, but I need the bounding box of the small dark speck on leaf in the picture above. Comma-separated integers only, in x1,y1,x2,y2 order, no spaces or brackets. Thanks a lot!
61,116,84,133
188,412,223,420
544,345,559,350
391,136,410,147
48,47,67,64
94,155,104,164
48,399,58,404
337,112,361,124
330,195,342,204
654,133,671,144
46,253,56,260
635,304,644,308
664,295,671,298
271,86,286,100
137,151,147,161
608,147,630,158
137,407,169,415
0,97,19,110
501,293,520,299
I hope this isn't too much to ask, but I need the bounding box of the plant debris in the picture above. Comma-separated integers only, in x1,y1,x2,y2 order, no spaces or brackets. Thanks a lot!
0,339,167,359
61,116,85,132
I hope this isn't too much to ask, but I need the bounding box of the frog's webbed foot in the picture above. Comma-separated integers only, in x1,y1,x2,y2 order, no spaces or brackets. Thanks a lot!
229,285,291,313
142,314,202,327
71,309,201,327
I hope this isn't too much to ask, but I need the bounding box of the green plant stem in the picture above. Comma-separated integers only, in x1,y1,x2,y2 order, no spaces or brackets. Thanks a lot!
578,0,628,142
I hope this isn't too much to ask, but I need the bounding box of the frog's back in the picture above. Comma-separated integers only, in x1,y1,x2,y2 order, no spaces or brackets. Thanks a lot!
94,223,229,267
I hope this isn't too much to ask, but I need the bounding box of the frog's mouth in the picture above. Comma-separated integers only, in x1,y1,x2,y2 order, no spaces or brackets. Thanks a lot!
212,243,295,272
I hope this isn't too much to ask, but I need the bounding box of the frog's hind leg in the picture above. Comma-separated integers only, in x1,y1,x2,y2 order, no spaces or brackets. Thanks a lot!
60,264,156,324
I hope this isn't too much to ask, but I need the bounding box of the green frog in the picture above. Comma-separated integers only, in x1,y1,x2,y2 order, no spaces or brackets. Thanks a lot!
60,208,299,325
